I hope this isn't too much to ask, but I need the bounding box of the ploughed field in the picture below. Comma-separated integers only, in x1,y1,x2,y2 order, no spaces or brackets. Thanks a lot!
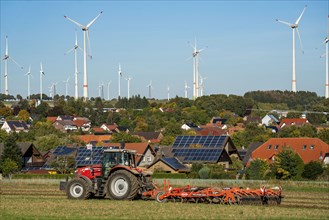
1,179,328,220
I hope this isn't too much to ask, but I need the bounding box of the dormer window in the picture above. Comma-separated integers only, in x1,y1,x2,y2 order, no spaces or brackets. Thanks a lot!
267,145,272,150
303,145,307,150
310,145,315,150
274,145,279,150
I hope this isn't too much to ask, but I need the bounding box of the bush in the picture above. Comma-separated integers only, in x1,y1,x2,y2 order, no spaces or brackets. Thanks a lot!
246,158,270,180
302,161,324,180
198,166,210,179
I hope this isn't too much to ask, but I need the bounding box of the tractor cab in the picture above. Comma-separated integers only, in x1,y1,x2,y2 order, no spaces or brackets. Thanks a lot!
102,149,137,177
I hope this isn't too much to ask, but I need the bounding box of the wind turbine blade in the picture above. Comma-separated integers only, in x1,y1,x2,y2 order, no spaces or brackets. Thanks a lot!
9,57,23,69
64,15,85,29
64,47,75,55
78,46,84,53
295,5,307,25
296,28,304,54
86,31,92,59
86,11,103,28
188,41,196,50
276,19,293,27
75,29,78,45
5,35,8,55
320,52,328,58
199,46,208,53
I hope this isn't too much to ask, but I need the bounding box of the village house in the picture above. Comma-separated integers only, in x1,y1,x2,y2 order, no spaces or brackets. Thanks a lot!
1,120,29,133
250,138,329,165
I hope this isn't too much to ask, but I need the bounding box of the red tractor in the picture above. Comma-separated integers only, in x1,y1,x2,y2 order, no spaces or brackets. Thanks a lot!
60,149,154,200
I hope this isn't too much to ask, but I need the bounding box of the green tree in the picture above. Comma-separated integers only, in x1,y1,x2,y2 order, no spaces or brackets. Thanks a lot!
318,129,329,144
50,156,75,174
274,147,304,180
0,106,13,117
246,158,270,180
302,161,324,180
0,158,19,179
159,135,175,146
0,134,22,168
17,110,30,122
111,132,141,143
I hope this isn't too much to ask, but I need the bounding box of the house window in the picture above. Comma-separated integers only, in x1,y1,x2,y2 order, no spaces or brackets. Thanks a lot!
267,145,272,150
310,145,315,150
274,145,279,150
147,156,152,162
303,145,307,150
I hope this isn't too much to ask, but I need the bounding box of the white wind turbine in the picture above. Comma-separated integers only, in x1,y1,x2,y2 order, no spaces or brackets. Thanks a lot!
25,65,32,100
63,77,70,98
40,62,45,101
64,11,103,101
184,81,191,98
65,30,82,100
167,86,170,101
107,81,111,100
199,74,208,97
100,81,104,99
118,63,122,98
147,80,152,99
276,5,307,92
124,76,132,99
189,39,206,100
319,15,329,99
2,35,23,95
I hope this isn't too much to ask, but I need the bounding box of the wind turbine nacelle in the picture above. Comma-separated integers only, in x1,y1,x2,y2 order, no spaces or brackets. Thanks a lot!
291,24,298,28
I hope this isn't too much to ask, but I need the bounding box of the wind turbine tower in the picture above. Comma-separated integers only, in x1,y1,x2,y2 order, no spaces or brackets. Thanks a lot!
124,76,132,99
64,77,70,98
276,5,307,92
65,30,82,99
167,86,170,101
118,64,122,99
189,39,206,100
25,65,32,100
40,62,45,101
107,81,111,100
147,80,152,99
321,15,329,99
64,11,103,101
2,35,23,95
199,74,208,97
184,81,190,98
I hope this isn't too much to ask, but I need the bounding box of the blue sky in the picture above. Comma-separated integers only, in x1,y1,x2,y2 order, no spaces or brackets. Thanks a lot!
0,1,328,99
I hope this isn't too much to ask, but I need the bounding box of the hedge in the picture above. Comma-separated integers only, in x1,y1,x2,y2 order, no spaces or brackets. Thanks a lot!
13,174,74,179
152,173,187,179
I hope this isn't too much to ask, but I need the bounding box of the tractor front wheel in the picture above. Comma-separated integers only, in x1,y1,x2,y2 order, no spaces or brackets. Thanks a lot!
66,178,91,200
107,170,139,200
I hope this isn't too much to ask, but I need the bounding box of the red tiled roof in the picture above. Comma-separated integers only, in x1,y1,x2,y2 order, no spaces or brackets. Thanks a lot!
92,127,106,133
73,119,89,127
278,118,309,129
251,138,329,164
47,117,57,123
101,142,154,164
77,135,112,144
196,127,228,136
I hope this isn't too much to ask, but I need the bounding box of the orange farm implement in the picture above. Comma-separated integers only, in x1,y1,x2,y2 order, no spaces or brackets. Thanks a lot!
142,180,283,205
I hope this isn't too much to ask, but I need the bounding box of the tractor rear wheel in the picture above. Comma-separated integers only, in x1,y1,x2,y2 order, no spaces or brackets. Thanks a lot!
107,170,139,200
66,178,92,200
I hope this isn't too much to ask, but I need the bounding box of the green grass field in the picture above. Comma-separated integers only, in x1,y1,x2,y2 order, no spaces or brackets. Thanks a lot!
1,179,328,220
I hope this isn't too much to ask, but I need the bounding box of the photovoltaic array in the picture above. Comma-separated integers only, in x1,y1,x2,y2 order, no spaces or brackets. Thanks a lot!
172,136,228,162
75,146,120,166
162,157,188,170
